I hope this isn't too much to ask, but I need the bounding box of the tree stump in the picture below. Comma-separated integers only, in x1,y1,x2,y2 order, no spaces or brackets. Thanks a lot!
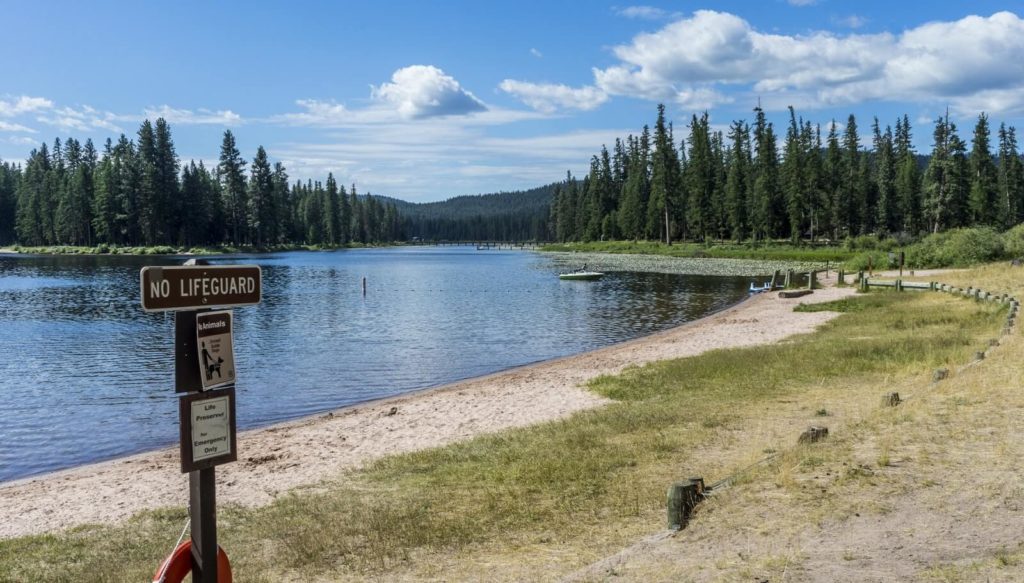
933,368,950,382
667,479,705,530
798,426,829,444
882,392,901,407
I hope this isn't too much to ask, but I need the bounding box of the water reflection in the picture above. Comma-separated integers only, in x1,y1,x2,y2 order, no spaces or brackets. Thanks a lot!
0,248,748,481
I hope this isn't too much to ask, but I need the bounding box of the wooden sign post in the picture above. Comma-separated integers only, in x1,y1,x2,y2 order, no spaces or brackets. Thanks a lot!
141,262,261,583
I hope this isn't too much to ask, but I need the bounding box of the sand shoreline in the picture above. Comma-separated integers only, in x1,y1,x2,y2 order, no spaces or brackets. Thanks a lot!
0,277,854,539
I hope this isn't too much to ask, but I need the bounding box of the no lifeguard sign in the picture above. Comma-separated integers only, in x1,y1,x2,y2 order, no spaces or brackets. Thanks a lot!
139,265,261,312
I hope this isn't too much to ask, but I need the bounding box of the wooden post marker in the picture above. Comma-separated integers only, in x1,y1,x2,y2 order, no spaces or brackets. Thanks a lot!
142,260,261,583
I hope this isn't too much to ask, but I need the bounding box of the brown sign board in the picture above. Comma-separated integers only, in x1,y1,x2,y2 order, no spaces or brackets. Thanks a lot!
140,265,261,312
179,386,237,473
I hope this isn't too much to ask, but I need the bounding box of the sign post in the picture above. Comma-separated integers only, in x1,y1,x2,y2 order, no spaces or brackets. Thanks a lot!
142,262,261,583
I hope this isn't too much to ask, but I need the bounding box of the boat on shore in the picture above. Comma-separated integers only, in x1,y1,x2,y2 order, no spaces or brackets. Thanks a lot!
559,271,605,281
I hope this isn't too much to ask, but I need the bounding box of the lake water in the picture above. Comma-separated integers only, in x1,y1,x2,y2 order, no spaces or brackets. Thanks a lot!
0,247,749,482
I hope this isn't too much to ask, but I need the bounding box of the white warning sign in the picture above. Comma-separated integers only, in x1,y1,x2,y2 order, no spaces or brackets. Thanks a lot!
196,310,235,390
191,394,232,463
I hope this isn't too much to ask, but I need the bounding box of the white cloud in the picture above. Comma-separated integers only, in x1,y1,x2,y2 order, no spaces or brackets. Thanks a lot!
142,105,242,125
371,65,486,119
0,96,53,117
0,121,36,133
37,106,124,133
530,48,543,58
499,80,608,113
278,99,361,126
616,6,669,20
6,136,38,146
275,127,627,199
836,15,868,29
583,10,1024,115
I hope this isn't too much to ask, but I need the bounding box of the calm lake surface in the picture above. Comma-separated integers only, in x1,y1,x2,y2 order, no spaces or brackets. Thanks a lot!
0,247,749,482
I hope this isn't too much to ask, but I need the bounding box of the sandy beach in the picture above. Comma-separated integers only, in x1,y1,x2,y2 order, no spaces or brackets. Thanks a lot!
0,277,854,539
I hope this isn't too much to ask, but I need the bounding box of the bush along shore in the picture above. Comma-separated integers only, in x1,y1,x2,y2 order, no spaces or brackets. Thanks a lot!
0,272,1009,581
543,224,1024,273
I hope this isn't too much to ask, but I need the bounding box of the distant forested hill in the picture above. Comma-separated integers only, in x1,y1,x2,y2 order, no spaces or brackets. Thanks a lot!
385,183,557,241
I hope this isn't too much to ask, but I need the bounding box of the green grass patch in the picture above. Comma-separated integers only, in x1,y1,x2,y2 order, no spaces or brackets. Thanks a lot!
0,292,1004,581
793,294,897,314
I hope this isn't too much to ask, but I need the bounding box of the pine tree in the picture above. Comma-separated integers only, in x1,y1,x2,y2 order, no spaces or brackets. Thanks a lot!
781,107,806,242
803,122,826,241
997,123,1024,228
751,106,781,240
555,171,577,242
948,125,971,228
873,118,897,234
323,172,340,245
200,162,225,244
338,180,351,244
709,130,728,239
15,145,50,245
112,135,142,245
218,130,248,244
725,121,750,241
894,116,922,235
841,115,863,236
0,160,19,245
924,113,955,233
685,112,714,241
649,104,681,243
153,119,180,244
272,163,292,244
179,161,205,246
823,122,844,239
968,113,998,226
617,137,642,240
597,146,617,240
136,120,160,245
248,146,276,247
582,156,601,241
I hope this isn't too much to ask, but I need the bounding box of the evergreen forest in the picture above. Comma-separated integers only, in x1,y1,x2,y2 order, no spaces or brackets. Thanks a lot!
3,104,1024,249
550,104,1024,244
0,121,403,248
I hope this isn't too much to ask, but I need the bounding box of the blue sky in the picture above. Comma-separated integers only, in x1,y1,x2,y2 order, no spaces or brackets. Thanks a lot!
3,1,1024,201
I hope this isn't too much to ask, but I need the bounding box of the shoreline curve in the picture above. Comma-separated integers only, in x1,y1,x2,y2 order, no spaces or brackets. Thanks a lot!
0,275,854,539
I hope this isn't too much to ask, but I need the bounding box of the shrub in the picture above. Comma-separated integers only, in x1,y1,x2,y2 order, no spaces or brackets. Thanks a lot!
906,227,1005,268
844,250,890,271
1002,224,1024,259
843,235,899,252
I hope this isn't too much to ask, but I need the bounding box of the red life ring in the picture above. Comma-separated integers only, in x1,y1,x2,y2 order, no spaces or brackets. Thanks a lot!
153,540,232,583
